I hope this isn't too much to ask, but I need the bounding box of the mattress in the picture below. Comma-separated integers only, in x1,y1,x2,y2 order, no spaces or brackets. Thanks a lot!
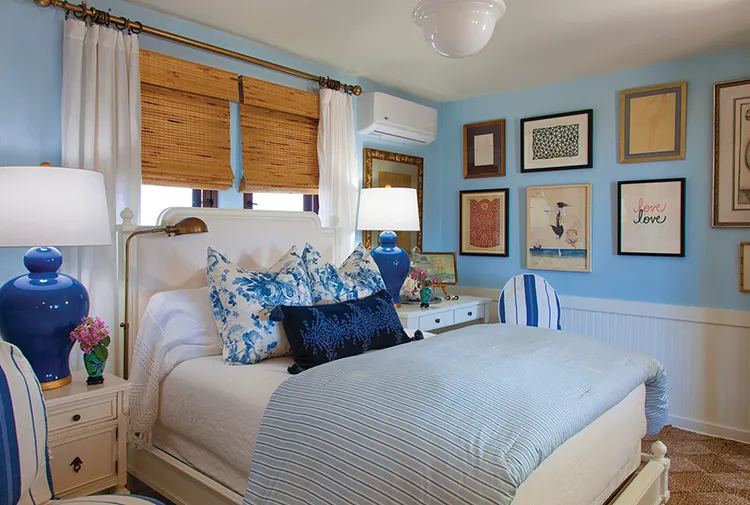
153,354,646,505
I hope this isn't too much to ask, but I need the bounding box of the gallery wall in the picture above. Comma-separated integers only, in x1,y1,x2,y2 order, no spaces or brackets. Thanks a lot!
433,47,750,311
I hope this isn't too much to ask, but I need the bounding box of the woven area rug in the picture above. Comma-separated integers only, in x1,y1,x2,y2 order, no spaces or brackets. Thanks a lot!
643,425,750,505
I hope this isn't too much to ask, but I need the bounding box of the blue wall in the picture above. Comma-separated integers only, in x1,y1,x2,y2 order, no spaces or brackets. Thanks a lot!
0,0,440,285
433,48,750,311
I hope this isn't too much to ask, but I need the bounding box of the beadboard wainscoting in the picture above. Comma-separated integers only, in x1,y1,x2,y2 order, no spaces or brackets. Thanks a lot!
451,287,750,443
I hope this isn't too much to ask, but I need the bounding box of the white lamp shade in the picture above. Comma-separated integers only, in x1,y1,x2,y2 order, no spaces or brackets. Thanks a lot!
357,187,420,232
0,166,112,247
413,0,506,58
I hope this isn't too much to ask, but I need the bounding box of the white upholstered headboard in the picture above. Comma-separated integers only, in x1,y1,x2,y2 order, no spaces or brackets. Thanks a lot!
117,207,336,375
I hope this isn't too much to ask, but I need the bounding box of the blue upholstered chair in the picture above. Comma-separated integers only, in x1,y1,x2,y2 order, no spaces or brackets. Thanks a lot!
498,274,562,330
0,341,163,505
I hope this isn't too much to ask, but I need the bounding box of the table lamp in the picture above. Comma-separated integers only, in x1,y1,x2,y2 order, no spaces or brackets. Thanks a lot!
357,187,420,306
0,166,111,390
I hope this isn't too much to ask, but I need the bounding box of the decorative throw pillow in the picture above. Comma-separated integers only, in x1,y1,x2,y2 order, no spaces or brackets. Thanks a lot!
271,290,411,373
302,243,386,304
206,246,312,365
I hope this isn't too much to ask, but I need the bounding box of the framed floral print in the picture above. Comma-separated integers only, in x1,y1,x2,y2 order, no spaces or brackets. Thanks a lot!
464,119,506,179
617,178,685,257
459,189,509,257
526,184,592,272
520,109,593,173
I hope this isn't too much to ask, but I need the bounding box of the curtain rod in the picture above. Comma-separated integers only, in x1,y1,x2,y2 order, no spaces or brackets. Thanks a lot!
33,0,363,96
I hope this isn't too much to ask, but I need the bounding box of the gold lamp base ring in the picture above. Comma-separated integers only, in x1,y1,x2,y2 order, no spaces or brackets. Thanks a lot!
40,374,72,391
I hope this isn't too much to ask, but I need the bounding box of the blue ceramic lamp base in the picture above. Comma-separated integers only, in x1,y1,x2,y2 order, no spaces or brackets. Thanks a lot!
0,247,89,390
370,231,410,306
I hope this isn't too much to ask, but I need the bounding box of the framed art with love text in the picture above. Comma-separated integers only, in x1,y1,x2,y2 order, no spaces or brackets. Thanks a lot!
460,189,509,257
464,119,506,179
618,178,685,257
520,110,593,173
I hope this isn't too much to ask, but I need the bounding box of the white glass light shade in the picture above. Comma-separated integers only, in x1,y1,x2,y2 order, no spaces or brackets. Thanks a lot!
357,188,420,232
0,166,111,247
413,0,506,58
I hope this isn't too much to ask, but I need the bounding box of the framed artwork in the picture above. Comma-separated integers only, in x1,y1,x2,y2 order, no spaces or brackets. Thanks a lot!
363,148,423,251
459,189,509,257
526,184,592,272
741,243,750,292
413,252,458,285
619,81,687,163
617,178,686,257
713,78,750,227
520,109,593,173
464,119,506,179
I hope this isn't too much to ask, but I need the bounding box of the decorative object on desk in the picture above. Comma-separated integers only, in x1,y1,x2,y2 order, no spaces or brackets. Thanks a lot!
408,267,435,308
713,78,750,227
620,82,687,164
459,188,509,257
363,148,423,253
120,207,208,379
414,252,458,285
70,316,110,385
464,119,505,178
526,184,592,272
740,242,750,292
0,166,111,390
357,187,421,306
412,0,506,58
520,110,593,172
618,178,686,257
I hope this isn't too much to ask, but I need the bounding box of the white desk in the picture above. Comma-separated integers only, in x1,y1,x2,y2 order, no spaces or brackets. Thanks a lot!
396,295,492,332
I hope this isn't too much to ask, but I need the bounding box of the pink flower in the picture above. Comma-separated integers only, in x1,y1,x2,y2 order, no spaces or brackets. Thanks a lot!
69,316,110,355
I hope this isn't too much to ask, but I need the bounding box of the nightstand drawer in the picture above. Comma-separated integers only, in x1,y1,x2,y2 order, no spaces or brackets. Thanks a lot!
47,396,116,432
49,426,117,495
419,311,454,331
453,304,484,325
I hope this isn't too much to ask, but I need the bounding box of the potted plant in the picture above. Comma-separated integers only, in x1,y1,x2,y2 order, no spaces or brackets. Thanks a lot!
409,267,435,308
70,316,110,385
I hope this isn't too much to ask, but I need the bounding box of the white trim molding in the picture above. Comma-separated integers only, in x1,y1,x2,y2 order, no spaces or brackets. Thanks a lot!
452,286,750,443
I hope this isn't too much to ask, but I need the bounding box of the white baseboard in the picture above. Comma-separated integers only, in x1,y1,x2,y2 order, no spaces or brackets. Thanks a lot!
453,286,750,443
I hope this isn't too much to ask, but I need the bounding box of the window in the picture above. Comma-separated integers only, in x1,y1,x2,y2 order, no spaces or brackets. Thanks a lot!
140,185,194,225
243,193,319,213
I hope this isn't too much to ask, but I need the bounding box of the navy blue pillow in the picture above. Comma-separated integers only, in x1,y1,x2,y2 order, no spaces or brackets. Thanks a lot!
271,290,411,373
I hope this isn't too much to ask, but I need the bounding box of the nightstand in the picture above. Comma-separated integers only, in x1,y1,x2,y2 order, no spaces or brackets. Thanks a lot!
397,295,492,332
43,370,130,498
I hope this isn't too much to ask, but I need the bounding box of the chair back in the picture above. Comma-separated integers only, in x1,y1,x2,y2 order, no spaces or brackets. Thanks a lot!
0,341,54,505
498,274,562,330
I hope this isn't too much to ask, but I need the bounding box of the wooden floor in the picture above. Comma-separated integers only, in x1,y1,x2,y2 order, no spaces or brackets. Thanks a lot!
128,426,750,505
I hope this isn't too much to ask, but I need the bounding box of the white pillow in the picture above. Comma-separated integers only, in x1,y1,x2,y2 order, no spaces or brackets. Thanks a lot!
206,246,313,365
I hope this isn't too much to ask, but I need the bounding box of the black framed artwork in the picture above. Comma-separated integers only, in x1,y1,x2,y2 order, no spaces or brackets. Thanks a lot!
459,188,509,257
463,119,505,179
520,109,594,173
617,178,686,257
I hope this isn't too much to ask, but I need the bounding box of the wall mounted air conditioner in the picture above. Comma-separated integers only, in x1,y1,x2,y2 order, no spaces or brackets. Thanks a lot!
357,92,438,145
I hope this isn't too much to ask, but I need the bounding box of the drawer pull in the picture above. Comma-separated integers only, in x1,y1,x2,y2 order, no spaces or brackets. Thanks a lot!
72,414,81,422
435,318,441,324
70,456,83,473
468,311,473,316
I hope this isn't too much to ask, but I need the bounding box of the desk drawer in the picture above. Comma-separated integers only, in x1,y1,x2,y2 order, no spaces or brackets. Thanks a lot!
47,396,116,433
49,426,117,495
419,311,454,331
453,304,484,325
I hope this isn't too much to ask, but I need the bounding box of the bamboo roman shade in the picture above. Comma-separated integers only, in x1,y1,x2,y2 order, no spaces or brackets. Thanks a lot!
239,75,320,194
140,50,238,190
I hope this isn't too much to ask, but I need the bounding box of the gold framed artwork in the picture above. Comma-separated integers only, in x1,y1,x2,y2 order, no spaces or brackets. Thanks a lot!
742,243,750,292
363,148,423,251
459,189,509,257
713,78,750,227
526,184,592,272
413,252,458,285
619,81,687,163
463,119,506,178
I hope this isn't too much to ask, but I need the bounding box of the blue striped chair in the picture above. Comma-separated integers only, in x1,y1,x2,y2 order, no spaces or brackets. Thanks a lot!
0,341,163,505
498,274,562,330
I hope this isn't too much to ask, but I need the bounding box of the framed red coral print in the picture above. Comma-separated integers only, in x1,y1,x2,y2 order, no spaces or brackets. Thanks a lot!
459,189,509,257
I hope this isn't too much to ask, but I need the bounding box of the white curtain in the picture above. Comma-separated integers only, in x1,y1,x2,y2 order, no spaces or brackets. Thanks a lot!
317,89,358,265
61,19,141,371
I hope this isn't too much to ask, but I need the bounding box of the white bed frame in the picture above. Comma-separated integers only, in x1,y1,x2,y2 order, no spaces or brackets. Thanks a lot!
119,207,670,505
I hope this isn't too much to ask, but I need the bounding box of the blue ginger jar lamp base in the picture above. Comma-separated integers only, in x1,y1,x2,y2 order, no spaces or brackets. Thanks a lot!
0,247,89,390
369,231,410,307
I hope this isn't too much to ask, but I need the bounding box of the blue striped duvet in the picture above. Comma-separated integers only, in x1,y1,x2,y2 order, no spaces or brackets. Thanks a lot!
244,324,668,505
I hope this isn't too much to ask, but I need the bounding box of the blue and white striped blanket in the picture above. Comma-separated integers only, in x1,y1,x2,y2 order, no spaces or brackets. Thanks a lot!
244,324,668,505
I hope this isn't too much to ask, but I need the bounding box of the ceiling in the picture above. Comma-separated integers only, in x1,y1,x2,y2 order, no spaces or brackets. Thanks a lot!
124,0,750,102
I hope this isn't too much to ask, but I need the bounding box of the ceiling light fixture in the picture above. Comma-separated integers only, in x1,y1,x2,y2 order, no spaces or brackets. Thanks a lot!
413,0,507,59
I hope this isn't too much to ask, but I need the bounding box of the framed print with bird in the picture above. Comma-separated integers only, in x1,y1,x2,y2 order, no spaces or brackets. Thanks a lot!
526,184,592,272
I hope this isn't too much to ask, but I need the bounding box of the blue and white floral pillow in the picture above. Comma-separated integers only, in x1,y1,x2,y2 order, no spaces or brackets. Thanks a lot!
206,246,312,365
301,243,386,304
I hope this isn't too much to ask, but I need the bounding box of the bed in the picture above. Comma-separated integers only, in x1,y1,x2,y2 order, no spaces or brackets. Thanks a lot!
119,207,670,505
